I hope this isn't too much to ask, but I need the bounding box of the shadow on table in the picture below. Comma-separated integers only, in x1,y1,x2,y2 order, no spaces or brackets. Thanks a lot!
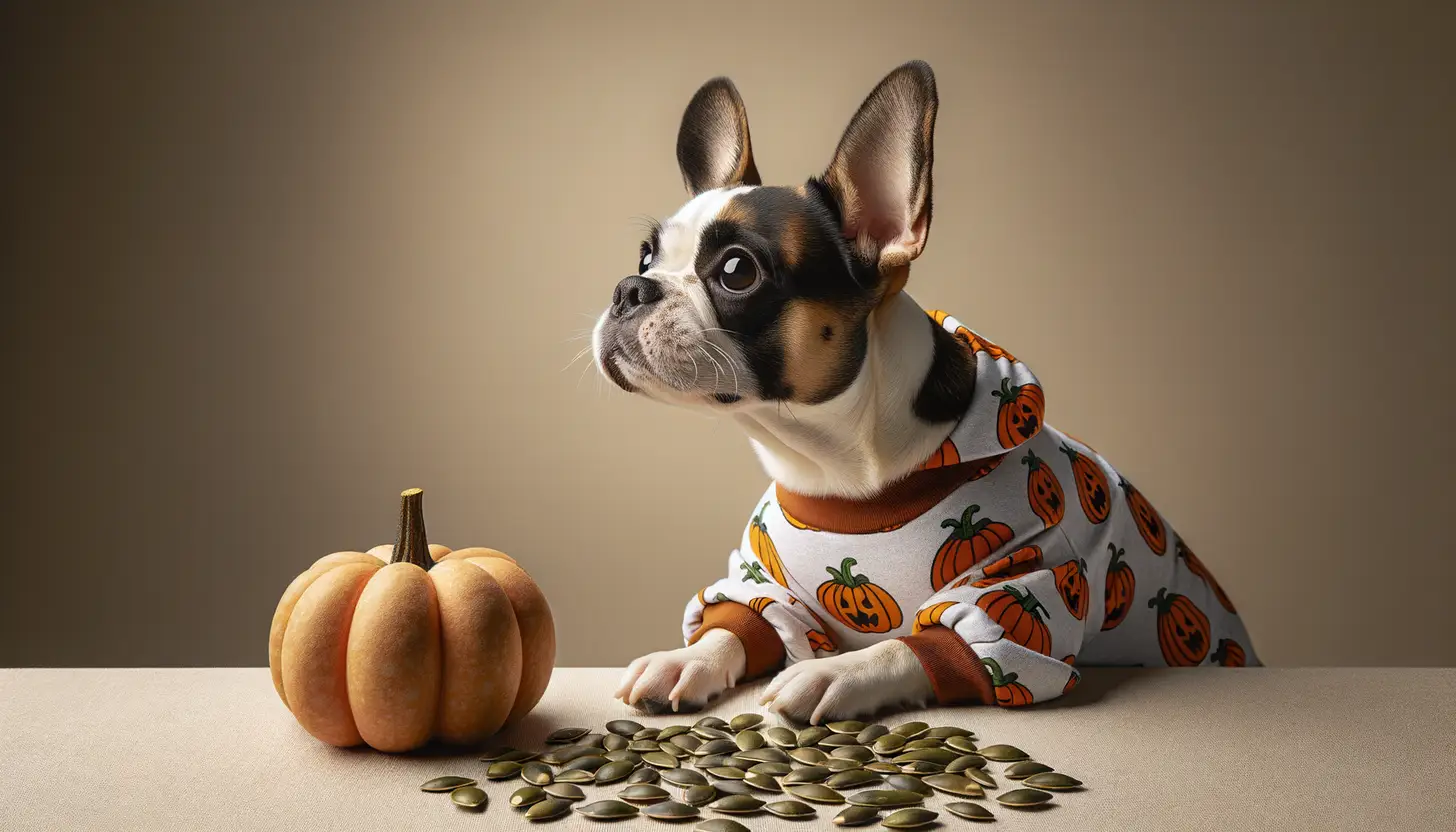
1029,667,1163,710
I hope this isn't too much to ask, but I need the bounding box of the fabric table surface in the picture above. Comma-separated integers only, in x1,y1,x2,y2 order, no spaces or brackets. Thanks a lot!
2,667,1452,831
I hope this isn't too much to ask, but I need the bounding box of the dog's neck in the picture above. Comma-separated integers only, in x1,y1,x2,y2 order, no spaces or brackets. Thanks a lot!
732,292,955,500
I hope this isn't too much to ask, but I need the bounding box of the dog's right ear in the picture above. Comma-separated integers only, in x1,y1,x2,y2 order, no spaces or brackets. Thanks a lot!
676,78,761,196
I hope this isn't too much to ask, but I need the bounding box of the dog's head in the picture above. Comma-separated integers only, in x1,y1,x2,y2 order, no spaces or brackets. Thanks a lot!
593,61,939,409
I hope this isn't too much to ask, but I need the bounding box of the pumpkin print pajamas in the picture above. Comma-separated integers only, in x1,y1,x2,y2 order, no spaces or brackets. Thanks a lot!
683,309,1259,707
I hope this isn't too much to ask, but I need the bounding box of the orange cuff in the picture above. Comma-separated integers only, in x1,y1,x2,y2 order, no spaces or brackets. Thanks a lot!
689,601,786,680
898,626,994,705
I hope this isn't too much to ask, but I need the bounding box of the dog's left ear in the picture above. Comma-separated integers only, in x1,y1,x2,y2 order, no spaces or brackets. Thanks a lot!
676,77,762,196
822,60,938,298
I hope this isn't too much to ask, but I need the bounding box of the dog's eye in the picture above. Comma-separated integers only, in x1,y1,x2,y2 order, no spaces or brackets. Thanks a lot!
638,243,653,274
717,252,759,293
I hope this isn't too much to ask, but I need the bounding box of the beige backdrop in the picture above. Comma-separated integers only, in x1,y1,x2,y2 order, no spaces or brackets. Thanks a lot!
3,2,1453,669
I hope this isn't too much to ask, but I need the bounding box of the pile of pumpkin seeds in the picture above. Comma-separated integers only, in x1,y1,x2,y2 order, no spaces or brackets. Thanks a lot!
418,715,1085,827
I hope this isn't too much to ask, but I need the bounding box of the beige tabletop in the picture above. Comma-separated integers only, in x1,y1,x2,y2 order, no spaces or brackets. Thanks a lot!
2,667,1452,831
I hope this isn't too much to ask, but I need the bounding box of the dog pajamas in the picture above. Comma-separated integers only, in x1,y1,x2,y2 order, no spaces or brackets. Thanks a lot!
683,309,1259,707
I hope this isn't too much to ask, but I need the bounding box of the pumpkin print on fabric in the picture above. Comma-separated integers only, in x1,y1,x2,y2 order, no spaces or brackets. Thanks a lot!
748,597,775,614
982,657,1034,707
739,561,770,584
919,439,961,470
1052,558,1089,620
817,558,903,633
1058,444,1111,524
1102,544,1136,631
749,502,790,585
975,584,1052,656
1149,588,1211,666
789,595,838,653
1211,638,1246,667
1119,478,1167,555
925,309,1017,362
1177,539,1236,613
954,545,1043,589
933,505,1015,591
912,601,957,634
991,378,1045,449
1063,669,1080,695
1021,450,1065,527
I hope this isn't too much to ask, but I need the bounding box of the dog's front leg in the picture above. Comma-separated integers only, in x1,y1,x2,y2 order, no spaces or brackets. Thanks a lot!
759,640,934,724
615,628,748,713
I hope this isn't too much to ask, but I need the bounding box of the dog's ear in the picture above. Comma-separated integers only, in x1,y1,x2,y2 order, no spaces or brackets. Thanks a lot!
822,60,938,297
676,77,761,196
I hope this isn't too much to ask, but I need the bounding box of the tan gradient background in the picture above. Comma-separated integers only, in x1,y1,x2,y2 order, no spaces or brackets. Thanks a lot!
3,2,1453,669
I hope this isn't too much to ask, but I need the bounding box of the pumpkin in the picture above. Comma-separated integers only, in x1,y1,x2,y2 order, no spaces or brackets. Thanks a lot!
790,595,838,652
933,504,1015,591
1149,587,1211,666
959,327,1016,362
1052,558,1089,620
1211,638,1246,667
981,657,1034,707
1177,539,1236,613
990,378,1044,448
912,601,957,634
268,489,554,751
749,502,789,585
975,584,1052,656
817,557,903,633
1021,450,1065,527
1119,478,1167,555
1058,444,1111,524
1101,543,1135,631
920,438,961,470
956,545,1042,589
748,597,775,614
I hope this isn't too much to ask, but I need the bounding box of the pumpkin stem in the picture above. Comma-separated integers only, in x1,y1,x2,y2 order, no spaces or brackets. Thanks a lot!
991,376,1016,402
1058,444,1079,464
826,557,865,588
941,504,982,538
390,488,433,570
1148,587,1171,611
980,657,1007,685
753,501,770,527
1022,451,1040,470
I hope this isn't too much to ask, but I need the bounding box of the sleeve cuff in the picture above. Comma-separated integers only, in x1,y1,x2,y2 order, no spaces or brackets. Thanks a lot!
898,626,994,705
689,601,786,680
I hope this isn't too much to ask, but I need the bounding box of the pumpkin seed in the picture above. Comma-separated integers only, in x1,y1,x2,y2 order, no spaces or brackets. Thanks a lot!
833,805,882,826
734,730,765,751
525,797,573,821
695,739,740,757
693,726,733,741
923,773,984,797
1023,772,1084,791
596,760,637,785
544,782,586,801
628,767,662,785
695,716,729,730
1005,761,1054,780
500,748,543,763
729,714,764,731
767,726,798,748
797,726,833,747
546,727,590,744
643,800,701,821
872,734,907,755
783,765,832,785
846,789,924,808
882,807,939,829
889,721,928,739
789,747,829,765
683,784,719,807
826,720,865,734
696,820,750,832
744,772,782,793
577,799,640,820
563,755,611,773
480,745,515,761
635,727,663,741
512,785,549,807
632,739,665,753
820,733,865,748
824,758,863,773
711,794,766,814
946,754,988,774
420,775,476,792
864,761,901,775
659,725,691,741
605,749,642,764
893,748,957,766
926,726,972,739
607,719,645,737
966,768,997,789
695,754,734,770
765,799,816,818
996,787,1053,808
883,775,932,796
663,767,710,788
710,779,749,795
749,761,792,777
620,784,671,804
603,733,630,752
901,738,945,751
945,801,995,821
541,745,598,766
555,769,597,784
523,762,555,785
978,744,1030,763
832,745,875,763
946,735,979,754
660,742,692,759
857,724,890,744
644,751,680,769
898,761,945,775
708,766,747,781
826,769,883,790
487,761,524,780
671,733,705,752
738,747,791,764
787,783,846,804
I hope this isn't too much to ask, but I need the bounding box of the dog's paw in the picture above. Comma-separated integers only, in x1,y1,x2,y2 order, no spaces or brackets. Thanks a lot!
759,640,934,724
615,629,747,713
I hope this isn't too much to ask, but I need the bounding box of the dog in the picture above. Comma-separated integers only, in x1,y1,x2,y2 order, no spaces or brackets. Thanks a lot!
593,61,1258,723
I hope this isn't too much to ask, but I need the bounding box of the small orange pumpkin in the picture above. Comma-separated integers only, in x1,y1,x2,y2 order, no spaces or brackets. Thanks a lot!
1211,638,1246,667
919,438,961,470
1177,539,1236,613
956,545,1043,589
1058,444,1111,524
1052,558,1089,620
748,597,775,614
817,558,903,633
749,502,789,585
1101,543,1135,631
933,504,1015,591
1021,450,1065,527
1119,478,1167,555
991,378,1045,448
982,657,1034,706
912,601,957,634
975,584,1052,656
1149,587,1211,666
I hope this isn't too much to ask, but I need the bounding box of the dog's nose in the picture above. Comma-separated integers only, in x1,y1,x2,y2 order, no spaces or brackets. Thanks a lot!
610,275,664,318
